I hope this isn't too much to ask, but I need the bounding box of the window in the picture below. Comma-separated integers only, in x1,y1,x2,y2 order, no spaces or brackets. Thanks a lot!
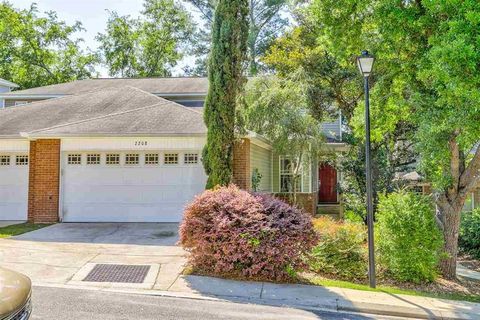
184,153,198,164
15,155,28,166
86,154,100,165
106,154,120,165
125,153,139,165
14,101,28,106
164,153,178,165
67,154,82,165
0,155,10,166
145,153,159,165
280,157,302,193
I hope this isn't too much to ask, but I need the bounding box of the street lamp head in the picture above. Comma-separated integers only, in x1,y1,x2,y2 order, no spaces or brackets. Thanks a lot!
357,50,375,78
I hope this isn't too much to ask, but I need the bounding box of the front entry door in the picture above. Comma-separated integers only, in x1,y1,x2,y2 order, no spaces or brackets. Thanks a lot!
318,163,337,203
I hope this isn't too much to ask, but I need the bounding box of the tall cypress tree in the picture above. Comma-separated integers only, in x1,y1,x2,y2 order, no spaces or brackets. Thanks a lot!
203,0,249,188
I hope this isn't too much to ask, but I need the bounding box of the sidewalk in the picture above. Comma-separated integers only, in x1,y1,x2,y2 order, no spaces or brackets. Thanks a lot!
166,275,480,319
457,263,480,282
61,274,480,320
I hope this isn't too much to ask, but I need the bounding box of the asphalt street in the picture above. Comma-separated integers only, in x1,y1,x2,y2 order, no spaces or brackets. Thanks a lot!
30,286,417,320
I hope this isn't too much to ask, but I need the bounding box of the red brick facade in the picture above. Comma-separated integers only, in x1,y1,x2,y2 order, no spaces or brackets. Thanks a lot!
28,139,61,223
275,193,317,215
232,138,251,190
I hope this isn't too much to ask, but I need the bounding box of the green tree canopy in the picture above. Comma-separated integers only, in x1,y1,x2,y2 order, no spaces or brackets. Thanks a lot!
185,0,289,75
262,25,417,223
242,72,327,202
307,0,480,278
0,2,98,89
96,0,194,77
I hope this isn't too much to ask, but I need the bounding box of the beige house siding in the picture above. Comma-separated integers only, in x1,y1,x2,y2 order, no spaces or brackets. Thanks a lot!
249,143,272,192
272,153,311,193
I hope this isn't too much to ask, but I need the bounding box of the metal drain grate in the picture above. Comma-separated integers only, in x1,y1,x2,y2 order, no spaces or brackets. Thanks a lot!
83,264,151,283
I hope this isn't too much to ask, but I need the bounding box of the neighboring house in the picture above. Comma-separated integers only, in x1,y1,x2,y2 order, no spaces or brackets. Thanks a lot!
0,78,346,223
0,78,19,108
396,171,480,212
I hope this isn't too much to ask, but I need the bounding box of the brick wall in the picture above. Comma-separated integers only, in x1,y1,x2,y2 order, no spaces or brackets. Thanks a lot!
275,193,316,215
28,139,61,223
232,138,251,190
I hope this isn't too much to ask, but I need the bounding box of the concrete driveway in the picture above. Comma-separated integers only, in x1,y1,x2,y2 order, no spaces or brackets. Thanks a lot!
0,223,186,290
13,222,180,245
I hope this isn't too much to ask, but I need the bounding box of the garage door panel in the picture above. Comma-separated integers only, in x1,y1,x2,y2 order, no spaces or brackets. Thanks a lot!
0,168,29,185
0,203,28,220
62,151,206,222
63,203,184,222
0,154,29,221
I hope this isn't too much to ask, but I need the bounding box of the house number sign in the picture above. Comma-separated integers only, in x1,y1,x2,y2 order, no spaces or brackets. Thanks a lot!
134,141,148,146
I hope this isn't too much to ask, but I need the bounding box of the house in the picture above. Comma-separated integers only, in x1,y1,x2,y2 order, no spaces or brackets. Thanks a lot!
0,78,19,107
0,78,346,223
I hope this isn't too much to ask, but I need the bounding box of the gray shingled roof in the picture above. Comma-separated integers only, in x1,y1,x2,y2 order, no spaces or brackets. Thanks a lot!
2,77,208,96
0,86,205,137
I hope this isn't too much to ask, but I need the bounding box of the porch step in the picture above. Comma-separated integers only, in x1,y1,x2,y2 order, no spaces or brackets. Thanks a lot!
316,204,342,220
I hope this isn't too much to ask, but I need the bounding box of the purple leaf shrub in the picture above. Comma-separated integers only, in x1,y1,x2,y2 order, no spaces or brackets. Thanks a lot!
179,185,318,281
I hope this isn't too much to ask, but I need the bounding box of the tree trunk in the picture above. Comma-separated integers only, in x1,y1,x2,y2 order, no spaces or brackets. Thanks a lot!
437,195,463,279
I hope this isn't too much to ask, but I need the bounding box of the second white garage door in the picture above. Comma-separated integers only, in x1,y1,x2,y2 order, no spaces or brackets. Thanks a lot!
0,153,29,221
61,151,207,222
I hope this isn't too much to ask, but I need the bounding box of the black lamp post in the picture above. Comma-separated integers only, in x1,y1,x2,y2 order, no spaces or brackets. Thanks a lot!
357,50,376,288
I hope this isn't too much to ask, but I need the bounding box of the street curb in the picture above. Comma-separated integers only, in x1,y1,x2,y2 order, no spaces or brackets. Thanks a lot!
33,282,475,320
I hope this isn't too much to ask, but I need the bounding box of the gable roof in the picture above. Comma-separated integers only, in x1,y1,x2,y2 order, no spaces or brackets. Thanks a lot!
0,86,205,138
0,78,19,88
1,77,208,97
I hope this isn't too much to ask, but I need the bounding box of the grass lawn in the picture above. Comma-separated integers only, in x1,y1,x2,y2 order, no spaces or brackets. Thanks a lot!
0,223,52,238
305,274,480,303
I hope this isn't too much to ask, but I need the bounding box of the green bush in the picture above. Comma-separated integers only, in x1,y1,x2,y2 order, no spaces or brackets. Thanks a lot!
459,209,480,258
377,191,443,283
309,217,367,281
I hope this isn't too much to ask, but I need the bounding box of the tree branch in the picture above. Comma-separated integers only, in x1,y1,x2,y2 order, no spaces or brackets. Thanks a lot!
459,143,480,195
448,131,461,195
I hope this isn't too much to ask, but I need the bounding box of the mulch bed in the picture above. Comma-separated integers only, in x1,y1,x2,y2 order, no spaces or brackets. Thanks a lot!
458,254,480,273
303,270,480,300
381,276,480,297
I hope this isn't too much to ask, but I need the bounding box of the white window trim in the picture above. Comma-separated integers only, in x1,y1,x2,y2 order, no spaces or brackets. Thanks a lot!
67,154,82,165
184,153,199,164
0,155,10,166
125,153,140,165
86,154,101,165
106,153,120,165
15,155,29,166
145,153,159,165
164,153,179,165
279,156,303,193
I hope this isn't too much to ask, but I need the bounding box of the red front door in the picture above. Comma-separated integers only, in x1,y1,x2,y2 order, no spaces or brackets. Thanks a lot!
318,163,337,203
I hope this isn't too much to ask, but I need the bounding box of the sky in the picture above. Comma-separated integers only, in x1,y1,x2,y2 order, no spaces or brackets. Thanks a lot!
12,0,200,77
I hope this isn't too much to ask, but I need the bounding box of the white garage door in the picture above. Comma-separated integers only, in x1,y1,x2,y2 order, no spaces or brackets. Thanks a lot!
61,151,206,222
0,154,29,221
